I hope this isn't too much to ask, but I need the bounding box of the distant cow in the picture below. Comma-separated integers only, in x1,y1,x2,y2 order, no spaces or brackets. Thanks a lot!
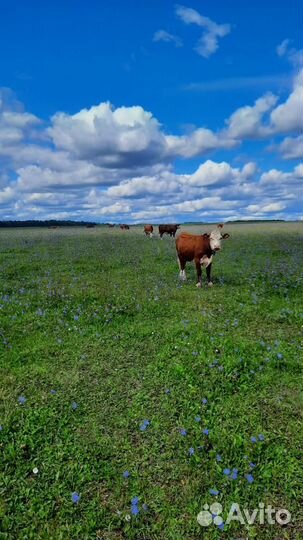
144,224,153,237
120,224,130,230
86,224,95,228
159,224,180,238
108,223,115,228
176,224,230,288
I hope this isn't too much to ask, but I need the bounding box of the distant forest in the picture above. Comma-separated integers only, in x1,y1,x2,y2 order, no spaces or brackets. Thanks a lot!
0,220,97,228
0,219,289,228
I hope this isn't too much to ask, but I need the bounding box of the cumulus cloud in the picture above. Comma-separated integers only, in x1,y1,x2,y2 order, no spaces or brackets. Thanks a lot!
263,163,302,181
0,82,302,222
273,134,303,160
269,69,303,133
225,93,278,139
153,30,183,47
0,88,40,148
223,68,303,140
166,128,237,157
48,102,169,168
175,5,231,58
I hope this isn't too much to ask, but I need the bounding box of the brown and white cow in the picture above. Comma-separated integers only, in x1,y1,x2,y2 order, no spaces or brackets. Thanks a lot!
144,224,154,237
176,224,230,287
159,224,180,238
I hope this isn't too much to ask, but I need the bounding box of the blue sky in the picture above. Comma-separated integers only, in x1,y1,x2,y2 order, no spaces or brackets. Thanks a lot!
0,0,302,222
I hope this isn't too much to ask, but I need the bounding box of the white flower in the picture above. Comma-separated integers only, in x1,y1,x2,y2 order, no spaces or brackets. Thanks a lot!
33,467,39,475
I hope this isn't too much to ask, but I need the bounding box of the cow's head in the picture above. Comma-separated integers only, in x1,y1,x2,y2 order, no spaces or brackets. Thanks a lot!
209,224,230,252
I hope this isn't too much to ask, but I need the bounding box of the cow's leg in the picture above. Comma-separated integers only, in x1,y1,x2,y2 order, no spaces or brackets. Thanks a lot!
206,262,213,287
195,258,202,288
178,256,187,280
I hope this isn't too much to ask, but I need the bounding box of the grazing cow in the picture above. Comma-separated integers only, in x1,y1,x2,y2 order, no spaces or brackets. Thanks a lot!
120,224,130,230
159,224,180,238
144,224,154,237
86,224,95,228
176,224,230,288
108,223,115,228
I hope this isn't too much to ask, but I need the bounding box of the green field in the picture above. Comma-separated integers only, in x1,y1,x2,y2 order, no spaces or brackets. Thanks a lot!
0,223,302,539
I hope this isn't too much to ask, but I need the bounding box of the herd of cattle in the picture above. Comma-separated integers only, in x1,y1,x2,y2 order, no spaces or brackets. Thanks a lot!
107,222,230,287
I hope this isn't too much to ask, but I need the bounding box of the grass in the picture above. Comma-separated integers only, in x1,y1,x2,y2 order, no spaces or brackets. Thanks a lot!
0,223,302,539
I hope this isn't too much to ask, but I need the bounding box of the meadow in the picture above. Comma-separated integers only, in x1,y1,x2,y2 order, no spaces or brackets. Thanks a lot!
0,223,302,540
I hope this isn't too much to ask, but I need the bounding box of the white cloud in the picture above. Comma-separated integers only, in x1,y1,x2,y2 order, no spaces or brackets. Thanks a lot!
48,102,168,168
153,30,183,47
276,39,303,67
166,128,237,157
247,202,286,213
175,5,231,58
0,85,302,223
225,93,278,139
270,69,303,133
187,160,238,186
277,39,291,57
274,134,303,159
0,88,40,148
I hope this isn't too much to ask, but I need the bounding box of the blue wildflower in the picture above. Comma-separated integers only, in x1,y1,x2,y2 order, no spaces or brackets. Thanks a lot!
180,428,187,436
231,468,238,480
277,353,283,360
216,454,222,462
140,420,150,431
217,521,225,530
202,398,208,404
209,489,219,495
123,471,130,478
258,434,265,441
165,388,171,394
245,474,254,484
71,491,81,504
50,389,56,395
18,395,26,405
250,436,257,443
223,468,231,476
203,429,209,435
189,447,195,456
142,503,148,511
71,401,78,410
249,462,256,469
131,504,139,516
131,497,139,505
195,416,201,422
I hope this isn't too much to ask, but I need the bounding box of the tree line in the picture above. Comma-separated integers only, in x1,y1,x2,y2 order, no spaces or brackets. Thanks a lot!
0,220,97,228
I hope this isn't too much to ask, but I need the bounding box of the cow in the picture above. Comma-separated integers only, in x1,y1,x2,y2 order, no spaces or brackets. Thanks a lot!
107,223,115,228
176,224,230,288
86,224,95,228
144,224,153,237
120,224,130,230
159,224,180,238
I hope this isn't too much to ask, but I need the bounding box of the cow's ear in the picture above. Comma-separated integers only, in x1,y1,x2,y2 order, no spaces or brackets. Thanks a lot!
222,233,230,239
217,223,224,229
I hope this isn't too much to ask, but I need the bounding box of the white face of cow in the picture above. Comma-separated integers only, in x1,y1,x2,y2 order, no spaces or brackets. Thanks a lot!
209,226,230,251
